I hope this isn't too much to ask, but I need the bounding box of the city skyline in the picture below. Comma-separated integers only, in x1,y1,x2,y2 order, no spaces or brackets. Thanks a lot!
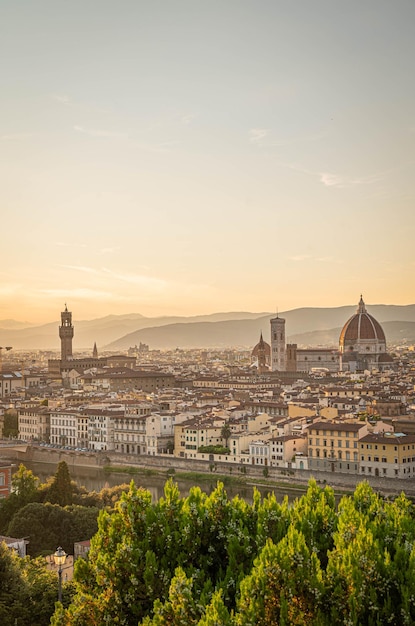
1,1,414,324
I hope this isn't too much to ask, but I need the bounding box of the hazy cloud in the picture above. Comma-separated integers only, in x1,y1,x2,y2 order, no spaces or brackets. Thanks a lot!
55,242,87,249
320,171,385,188
0,133,33,141
51,93,71,105
60,264,100,275
60,265,167,291
98,247,120,255
320,172,344,187
73,125,127,139
181,113,197,125
39,287,116,300
249,128,269,143
101,268,167,290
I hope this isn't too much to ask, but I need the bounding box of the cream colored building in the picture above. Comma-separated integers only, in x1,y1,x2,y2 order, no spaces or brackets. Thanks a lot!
359,432,415,479
49,409,80,447
307,420,369,474
268,434,308,467
18,406,49,442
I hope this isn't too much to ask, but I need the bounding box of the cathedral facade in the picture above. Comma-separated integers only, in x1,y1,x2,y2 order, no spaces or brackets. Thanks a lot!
257,296,393,375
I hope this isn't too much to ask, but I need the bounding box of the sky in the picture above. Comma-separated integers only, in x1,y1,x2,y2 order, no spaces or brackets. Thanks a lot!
1,0,414,324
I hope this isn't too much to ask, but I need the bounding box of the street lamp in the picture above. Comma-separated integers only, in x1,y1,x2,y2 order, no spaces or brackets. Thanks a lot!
53,546,67,603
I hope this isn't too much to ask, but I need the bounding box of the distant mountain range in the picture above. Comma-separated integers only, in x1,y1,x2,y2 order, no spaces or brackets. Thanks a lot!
1,305,415,351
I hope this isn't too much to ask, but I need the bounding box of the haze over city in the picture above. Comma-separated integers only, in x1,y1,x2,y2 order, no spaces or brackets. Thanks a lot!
1,1,414,325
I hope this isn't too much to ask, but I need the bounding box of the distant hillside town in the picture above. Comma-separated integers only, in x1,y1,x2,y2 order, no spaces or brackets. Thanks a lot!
1,298,415,484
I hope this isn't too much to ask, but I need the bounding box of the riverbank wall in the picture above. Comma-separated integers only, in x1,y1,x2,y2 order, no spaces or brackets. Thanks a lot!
3,446,415,497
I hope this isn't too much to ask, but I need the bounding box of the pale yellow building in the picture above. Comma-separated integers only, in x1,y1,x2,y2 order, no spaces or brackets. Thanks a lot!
359,432,415,479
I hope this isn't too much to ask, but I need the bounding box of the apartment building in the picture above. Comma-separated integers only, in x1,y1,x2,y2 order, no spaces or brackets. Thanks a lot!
82,407,124,452
268,434,308,467
0,371,23,398
307,421,369,474
250,434,308,468
112,413,147,454
174,416,224,459
18,406,50,442
359,432,415,479
245,400,288,418
49,409,81,447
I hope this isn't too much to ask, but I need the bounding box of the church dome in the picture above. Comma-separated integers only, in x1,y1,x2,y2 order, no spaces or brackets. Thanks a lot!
339,296,386,351
251,333,271,359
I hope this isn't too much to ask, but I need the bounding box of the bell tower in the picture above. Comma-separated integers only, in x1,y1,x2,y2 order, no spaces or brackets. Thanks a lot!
59,304,74,361
270,315,286,371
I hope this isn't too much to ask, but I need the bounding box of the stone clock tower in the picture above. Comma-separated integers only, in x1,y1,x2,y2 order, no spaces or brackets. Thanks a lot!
59,304,74,361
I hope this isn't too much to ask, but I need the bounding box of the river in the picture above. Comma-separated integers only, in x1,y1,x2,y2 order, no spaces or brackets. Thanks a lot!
19,460,308,504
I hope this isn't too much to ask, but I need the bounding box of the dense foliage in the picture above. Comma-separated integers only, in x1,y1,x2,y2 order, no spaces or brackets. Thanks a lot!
0,540,67,626
0,463,130,555
52,479,415,625
198,445,230,454
0,462,132,625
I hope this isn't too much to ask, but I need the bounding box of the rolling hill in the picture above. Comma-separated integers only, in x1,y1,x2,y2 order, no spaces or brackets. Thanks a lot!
1,305,415,351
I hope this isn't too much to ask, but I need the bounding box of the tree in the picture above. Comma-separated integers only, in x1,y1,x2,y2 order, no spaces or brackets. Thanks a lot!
21,556,65,625
235,527,324,625
7,502,99,557
3,410,18,438
0,540,26,625
50,479,415,626
141,567,200,625
221,423,232,448
45,462,74,507
12,464,39,500
0,464,40,534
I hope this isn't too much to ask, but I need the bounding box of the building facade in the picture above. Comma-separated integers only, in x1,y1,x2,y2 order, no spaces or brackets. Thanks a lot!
359,432,415,479
307,421,368,474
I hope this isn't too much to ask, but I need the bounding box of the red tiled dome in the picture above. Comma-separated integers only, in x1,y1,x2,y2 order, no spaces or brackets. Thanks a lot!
339,296,386,348
252,333,271,358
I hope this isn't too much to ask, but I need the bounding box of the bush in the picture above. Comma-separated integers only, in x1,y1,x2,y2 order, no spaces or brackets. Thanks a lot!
198,445,230,455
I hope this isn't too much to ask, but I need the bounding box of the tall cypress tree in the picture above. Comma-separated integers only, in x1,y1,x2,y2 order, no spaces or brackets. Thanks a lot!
45,461,73,507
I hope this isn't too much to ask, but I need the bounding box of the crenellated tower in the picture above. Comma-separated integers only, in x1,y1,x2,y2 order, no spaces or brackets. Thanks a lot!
59,304,74,360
